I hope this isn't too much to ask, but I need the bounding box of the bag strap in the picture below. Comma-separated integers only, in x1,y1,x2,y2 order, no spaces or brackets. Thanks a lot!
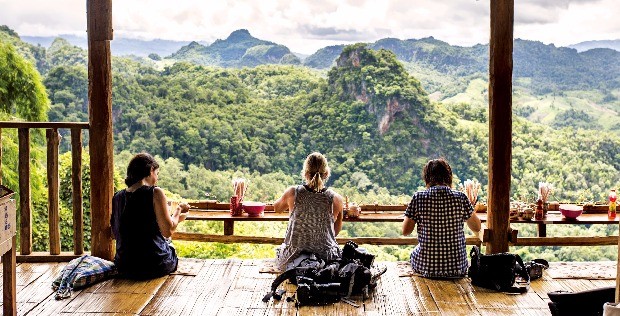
262,268,297,302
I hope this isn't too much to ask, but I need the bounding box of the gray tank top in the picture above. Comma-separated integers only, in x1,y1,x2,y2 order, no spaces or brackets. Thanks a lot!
276,185,341,268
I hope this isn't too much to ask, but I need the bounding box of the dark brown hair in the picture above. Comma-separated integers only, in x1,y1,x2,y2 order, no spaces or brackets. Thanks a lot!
125,153,159,187
422,158,453,188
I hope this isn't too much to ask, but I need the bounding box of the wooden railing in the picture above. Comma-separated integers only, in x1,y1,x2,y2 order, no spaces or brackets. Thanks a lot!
1,121,619,262
0,122,89,260
174,202,620,247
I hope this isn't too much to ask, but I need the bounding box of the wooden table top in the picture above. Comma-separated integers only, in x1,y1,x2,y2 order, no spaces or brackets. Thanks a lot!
186,210,619,224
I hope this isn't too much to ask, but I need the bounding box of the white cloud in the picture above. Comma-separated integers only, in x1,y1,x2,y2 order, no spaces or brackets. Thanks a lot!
0,0,618,54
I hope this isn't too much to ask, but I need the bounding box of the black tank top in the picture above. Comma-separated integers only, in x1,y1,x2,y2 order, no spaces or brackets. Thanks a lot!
111,186,177,279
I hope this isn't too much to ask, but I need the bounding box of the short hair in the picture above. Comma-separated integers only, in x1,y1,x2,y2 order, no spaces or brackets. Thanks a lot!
125,153,159,187
422,158,453,187
301,152,330,191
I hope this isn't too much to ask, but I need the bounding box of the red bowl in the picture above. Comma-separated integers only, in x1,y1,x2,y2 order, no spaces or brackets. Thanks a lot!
242,201,265,217
559,204,583,220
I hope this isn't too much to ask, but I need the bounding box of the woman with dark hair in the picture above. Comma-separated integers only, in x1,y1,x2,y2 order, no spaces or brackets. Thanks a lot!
111,153,189,279
402,158,481,278
273,152,344,269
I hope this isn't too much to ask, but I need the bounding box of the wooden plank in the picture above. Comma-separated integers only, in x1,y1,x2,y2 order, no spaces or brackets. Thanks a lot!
71,128,84,255
487,0,514,254
173,232,483,246
88,38,114,260
513,236,619,246
46,129,61,255
18,128,31,255
0,122,89,129
17,252,82,263
2,236,16,316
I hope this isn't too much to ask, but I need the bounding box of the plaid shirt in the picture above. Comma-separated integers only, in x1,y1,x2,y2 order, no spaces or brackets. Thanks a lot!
405,185,474,278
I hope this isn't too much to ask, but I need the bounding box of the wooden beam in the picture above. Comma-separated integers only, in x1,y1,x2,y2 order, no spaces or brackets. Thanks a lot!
513,236,618,246
224,220,234,235
46,129,61,255
87,0,113,41
172,232,482,246
487,0,514,254
2,236,16,316
71,129,84,255
18,128,31,255
0,122,89,129
88,0,114,260
16,252,83,263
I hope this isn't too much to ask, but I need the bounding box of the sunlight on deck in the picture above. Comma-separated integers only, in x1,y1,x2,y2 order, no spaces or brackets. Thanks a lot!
1,259,615,315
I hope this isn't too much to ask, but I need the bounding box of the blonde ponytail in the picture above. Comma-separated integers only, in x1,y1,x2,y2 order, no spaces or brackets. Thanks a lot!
309,172,325,192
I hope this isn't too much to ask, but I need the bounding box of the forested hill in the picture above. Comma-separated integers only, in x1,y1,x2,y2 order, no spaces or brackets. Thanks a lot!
169,29,301,67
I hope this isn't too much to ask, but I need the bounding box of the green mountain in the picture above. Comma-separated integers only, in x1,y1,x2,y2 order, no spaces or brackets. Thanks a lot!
169,29,300,67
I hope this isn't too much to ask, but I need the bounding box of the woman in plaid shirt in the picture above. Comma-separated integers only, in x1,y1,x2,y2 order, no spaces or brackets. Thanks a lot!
402,158,481,278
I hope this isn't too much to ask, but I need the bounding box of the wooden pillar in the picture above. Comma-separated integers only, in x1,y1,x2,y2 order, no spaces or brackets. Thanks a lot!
2,237,16,316
18,128,32,255
46,129,61,255
487,0,514,254
88,0,114,260
71,129,84,255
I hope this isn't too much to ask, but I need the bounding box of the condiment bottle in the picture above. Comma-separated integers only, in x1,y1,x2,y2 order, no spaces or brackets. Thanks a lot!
535,199,544,220
609,189,617,220
344,196,349,218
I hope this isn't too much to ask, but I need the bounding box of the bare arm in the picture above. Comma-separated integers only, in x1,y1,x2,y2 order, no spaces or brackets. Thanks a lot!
153,187,185,238
273,186,295,213
466,212,481,233
332,193,344,235
402,217,416,236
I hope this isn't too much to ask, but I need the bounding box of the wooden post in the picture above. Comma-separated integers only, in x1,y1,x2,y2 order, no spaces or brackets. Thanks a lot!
487,0,514,254
224,220,234,236
46,129,61,255
71,129,84,255
0,129,3,184
617,220,620,302
2,236,16,316
18,128,32,255
88,0,114,260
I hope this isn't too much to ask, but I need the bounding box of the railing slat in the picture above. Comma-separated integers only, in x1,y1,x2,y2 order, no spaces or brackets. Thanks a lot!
0,122,89,129
18,128,31,255
71,128,84,255
46,129,61,255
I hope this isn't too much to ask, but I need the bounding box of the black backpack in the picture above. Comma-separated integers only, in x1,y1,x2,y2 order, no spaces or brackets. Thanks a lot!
263,241,386,306
468,245,530,293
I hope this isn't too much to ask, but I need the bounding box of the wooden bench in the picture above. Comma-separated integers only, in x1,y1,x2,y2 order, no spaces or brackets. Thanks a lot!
1,186,16,316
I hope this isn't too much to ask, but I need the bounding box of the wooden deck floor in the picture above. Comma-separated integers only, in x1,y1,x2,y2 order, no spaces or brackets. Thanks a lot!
0,259,615,315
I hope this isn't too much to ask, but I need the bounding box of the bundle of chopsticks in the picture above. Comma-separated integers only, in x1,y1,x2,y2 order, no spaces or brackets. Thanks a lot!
463,179,481,205
538,182,553,203
232,178,247,203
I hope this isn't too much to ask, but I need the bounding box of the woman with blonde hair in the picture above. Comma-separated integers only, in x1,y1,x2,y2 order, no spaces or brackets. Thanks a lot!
273,152,344,269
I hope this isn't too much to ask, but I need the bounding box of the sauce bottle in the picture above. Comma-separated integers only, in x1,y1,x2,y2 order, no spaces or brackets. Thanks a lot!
609,189,617,220
535,198,544,220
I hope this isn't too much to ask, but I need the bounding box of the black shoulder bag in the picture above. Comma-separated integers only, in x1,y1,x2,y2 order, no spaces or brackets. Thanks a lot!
468,245,530,293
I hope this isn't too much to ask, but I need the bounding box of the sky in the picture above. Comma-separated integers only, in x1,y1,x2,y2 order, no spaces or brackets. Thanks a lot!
0,0,618,54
